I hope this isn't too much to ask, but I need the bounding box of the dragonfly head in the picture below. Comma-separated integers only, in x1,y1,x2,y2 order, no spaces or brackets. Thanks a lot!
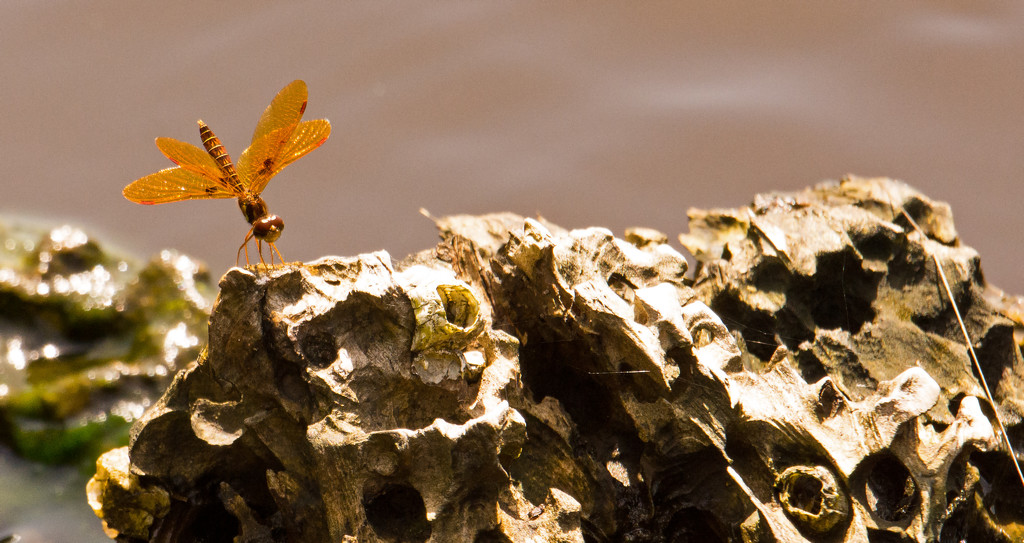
253,214,284,243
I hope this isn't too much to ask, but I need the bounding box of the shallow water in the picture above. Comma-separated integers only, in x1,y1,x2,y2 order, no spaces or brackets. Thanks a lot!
2,2,1024,539
0,449,108,542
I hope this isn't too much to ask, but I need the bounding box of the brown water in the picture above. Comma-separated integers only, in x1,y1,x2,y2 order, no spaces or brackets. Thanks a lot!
2,2,1024,540
3,2,1024,291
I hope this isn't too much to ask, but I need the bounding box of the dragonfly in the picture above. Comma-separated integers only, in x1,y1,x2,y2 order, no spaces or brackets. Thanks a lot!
123,79,331,266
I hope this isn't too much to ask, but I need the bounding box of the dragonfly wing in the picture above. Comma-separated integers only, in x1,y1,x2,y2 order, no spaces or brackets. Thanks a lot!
245,119,332,194
236,125,291,191
154,137,236,191
250,80,307,146
123,167,235,205
236,80,310,192
277,120,332,171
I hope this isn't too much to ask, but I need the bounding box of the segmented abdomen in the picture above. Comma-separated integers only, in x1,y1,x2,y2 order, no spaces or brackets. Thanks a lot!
198,120,245,193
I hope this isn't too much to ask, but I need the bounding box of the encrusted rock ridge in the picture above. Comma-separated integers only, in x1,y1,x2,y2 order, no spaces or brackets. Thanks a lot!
89,176,1024,542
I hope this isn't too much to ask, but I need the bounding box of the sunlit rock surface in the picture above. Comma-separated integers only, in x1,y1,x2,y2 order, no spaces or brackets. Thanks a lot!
0,217,215,465
87,446,170,539
95,178,1023,541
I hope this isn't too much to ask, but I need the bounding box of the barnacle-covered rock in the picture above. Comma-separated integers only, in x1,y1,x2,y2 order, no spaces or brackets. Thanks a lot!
400,265,485,383
86,446,170,539
680,176,1021,422
111,253,532,541
404,267,482,353
774,464,849,536
680,176,1024,540
92,178,1024,541
0,216,214,465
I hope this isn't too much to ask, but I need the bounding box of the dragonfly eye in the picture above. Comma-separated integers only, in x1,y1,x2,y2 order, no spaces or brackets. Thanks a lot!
253,215,284,242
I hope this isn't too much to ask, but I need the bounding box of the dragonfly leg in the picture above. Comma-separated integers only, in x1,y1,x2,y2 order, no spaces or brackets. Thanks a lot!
256,240,268,267
237,226,257,267
270,243,285,265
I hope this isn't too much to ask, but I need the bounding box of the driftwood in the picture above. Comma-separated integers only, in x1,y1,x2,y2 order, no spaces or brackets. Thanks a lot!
88,176,1024,542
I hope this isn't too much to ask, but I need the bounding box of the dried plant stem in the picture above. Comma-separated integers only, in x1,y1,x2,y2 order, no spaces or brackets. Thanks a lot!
899,208,1024,489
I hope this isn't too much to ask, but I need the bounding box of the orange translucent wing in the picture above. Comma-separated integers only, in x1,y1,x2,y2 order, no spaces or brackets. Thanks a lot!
240,119,332,194
251,80,307,146
154,137,241,195
123,167,235,205
236,126,289,192
235,80,310,193
277,120,332,171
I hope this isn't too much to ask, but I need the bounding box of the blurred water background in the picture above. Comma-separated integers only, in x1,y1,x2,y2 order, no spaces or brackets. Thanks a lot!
2,2,1024,540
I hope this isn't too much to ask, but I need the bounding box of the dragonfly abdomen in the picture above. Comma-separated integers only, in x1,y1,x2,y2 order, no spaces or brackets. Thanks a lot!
198,120,245,193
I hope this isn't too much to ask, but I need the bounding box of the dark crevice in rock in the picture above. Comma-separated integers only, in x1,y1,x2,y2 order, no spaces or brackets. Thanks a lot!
858,451,919,524
800,248,879,334
151,498,240,543
708,292,779,362
973,321,1017,396
659,506,732,543
646,448,744,541
363,483,431,542
969,451,1024,531
866,529,915,543
794,341,834,385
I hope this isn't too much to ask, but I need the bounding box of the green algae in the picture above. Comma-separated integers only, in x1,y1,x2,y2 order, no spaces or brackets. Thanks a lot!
0,217,215,466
